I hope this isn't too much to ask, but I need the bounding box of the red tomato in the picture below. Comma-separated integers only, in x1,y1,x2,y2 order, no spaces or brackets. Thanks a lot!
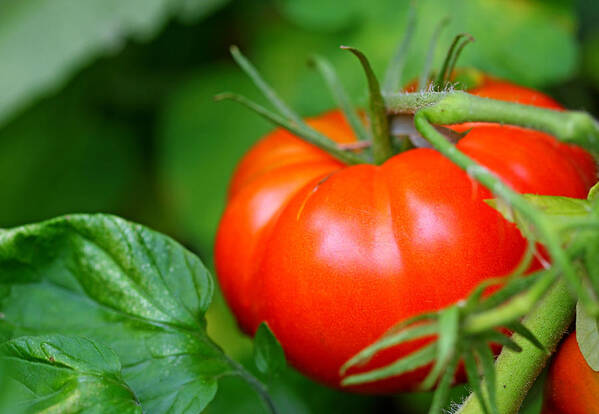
543,333,599,414
215,80,597,392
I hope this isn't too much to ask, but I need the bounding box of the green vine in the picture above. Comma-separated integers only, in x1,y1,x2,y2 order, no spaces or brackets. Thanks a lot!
386,91,599,154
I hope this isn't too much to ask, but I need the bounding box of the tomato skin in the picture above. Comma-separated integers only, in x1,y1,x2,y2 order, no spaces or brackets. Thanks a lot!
215,112,352,333
543,333,599,414
215,80,597,392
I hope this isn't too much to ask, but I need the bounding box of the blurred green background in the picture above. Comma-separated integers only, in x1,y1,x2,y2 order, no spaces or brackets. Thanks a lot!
1,0,597,412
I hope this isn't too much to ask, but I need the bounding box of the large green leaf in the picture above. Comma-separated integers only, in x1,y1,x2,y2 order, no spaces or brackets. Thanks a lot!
0,0,229,127
0,214,233,413
0,335,141,414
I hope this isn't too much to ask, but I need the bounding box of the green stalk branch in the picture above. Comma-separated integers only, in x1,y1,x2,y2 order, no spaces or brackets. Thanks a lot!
456,277,576,414
388,91,599,153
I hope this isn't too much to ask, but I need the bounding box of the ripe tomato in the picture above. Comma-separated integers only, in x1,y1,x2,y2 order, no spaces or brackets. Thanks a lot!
215,79,597,392
543,333,599,414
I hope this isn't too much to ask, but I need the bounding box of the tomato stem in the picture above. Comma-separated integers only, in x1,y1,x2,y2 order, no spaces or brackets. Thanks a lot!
225,46,369,165
215,93,366,165
388,91,599,154
456,277,576,414
310,55,371,142
342,46,394,164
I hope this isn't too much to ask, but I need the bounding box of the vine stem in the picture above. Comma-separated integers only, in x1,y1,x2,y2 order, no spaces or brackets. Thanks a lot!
456,277,576,414
388,91,599,153
342,46,394,164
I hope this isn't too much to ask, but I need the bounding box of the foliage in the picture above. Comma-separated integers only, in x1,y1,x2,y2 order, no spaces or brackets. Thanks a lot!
0,0,229,127
0,214,241,413
0,335,141,414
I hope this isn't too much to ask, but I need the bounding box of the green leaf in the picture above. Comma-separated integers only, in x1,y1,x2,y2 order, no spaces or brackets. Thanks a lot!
576,300,599,371
341,343,437,386
342,46,392,164
0,0,230,127
0,334,141,414
487,195,594,238
478,272,542,312
228,47,365,165
521,195,592,216
341,322,438,375
420,306,459,390
0,214,234,413
230,46,304,126
310,55,370,142
464,278,503,311
254,323,286,377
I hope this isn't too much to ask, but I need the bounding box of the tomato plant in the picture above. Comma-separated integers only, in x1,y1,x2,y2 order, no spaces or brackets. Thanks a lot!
542,333,599,414
4,1,599,413
214,77,597,392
